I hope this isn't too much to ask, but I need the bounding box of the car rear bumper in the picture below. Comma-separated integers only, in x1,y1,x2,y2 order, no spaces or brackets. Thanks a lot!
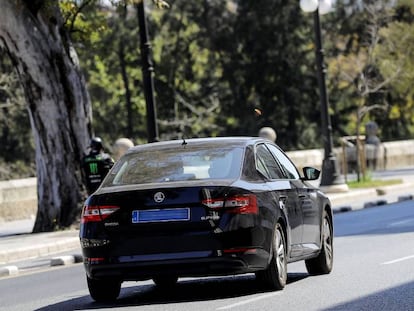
83,249,270,281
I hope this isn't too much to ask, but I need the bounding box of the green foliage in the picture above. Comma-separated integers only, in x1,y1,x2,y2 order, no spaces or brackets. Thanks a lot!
60,1,147,148
0,160,36,180
151,1,230,139
58,0,414,150
347,178,402,189
373,6,414,139
57,0,327,149
217,1,313,147
60,0,109,46
325,0,414,141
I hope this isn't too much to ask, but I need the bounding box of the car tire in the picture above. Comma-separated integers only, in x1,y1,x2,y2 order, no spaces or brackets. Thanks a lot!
255,222,287,290
87,276,121,302
305,211,333,275
153,275,179,287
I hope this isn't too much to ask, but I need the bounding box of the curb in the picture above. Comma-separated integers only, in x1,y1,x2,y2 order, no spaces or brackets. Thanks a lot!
0,237,80,264
0,254,83,278
0,230,80,265
398,194,413,202
332,194,414,214
0,265,18,277
333,195,413,214
331,182,414,214
330,188,377,212
51,254,83,266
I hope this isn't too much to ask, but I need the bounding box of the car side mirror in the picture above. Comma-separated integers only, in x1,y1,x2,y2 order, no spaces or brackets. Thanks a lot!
302,167,320,181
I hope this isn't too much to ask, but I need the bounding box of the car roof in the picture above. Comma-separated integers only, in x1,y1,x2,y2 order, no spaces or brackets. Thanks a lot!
127,137,270,153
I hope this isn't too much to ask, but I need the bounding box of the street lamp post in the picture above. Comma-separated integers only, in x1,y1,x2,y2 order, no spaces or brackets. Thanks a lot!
136,0,159,143
300,0,348,191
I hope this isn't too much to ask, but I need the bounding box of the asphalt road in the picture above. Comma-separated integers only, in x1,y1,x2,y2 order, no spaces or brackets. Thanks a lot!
0,200,414,311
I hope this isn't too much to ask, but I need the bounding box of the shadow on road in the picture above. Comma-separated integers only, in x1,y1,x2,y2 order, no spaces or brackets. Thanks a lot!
322,280,414,310
34,273,308,310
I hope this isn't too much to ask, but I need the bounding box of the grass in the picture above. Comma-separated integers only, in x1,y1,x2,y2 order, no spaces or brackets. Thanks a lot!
347,178,403,189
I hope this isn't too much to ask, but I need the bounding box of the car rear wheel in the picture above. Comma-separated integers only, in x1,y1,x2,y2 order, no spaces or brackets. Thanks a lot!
256,222,287,290
87,276,121,302
305,211,333,275
153,275,179,287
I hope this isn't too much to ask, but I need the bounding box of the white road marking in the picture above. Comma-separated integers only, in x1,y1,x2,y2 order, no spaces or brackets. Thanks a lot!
216,292,280,310
382,255,414,265
387,219,414,227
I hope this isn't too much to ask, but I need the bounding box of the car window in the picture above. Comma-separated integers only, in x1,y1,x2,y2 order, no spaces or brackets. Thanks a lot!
256,144,284,179
266,143,300,180
102,145,244,186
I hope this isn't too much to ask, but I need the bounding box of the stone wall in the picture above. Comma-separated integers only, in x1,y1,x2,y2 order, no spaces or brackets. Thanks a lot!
0,178,37,222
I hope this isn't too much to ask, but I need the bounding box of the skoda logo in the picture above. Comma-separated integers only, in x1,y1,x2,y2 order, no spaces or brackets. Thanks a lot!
154,192,165,203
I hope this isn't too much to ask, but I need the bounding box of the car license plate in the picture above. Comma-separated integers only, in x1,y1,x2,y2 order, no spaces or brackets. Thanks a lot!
132,208,190,223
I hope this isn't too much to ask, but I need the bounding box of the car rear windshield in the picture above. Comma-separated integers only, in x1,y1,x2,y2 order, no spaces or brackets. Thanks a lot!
102,145,244,186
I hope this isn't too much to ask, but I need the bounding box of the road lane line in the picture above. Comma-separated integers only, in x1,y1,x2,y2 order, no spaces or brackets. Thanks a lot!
382,255,414,265
216,292,280,310
387,219,414,227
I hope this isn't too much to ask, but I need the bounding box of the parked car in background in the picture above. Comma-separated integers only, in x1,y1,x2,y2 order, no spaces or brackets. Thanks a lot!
80,137,334,302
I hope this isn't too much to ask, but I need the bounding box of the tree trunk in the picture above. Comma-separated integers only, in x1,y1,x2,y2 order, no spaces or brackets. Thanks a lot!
0,1,92,231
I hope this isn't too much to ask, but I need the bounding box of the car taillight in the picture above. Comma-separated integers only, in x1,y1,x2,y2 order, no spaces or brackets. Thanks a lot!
84,257,106,264
202,194,258,214
81,205,120,223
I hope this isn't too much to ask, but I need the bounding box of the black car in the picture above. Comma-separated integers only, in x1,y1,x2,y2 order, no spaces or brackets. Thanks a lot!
80,137,333,302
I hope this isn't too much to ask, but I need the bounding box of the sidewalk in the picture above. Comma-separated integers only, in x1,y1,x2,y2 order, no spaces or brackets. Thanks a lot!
0,229,80,277
0,168,413,277
0,229,80,264
328,168,414,211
